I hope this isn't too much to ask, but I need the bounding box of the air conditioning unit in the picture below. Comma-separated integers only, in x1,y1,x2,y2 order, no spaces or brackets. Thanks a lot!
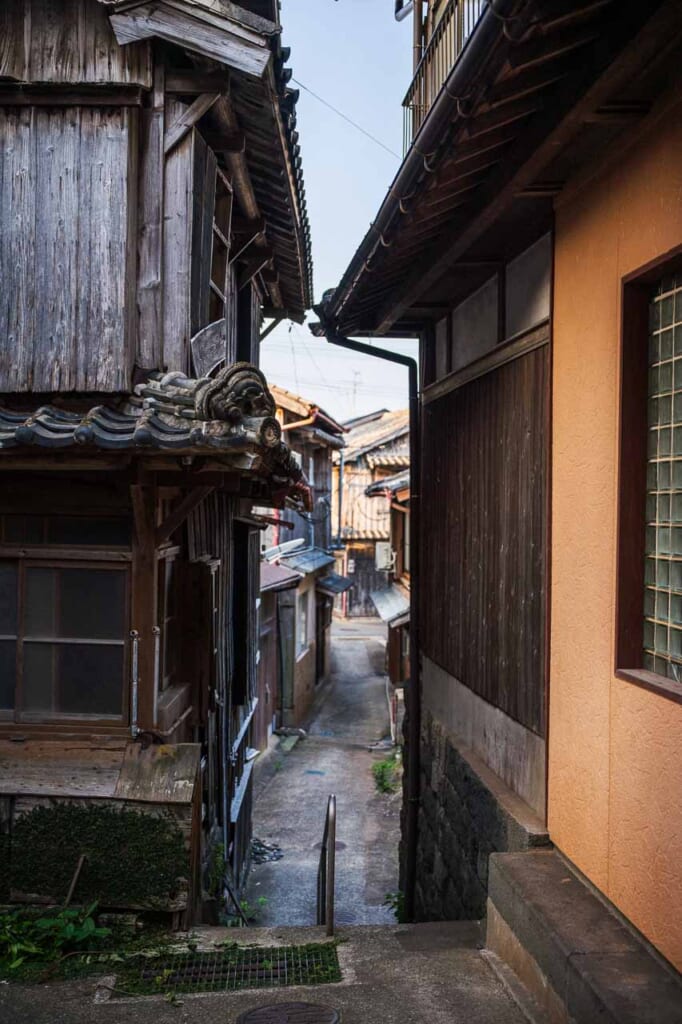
375,541,395,572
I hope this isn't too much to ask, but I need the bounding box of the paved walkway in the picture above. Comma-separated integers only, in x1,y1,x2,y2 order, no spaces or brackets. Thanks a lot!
244,618,400,928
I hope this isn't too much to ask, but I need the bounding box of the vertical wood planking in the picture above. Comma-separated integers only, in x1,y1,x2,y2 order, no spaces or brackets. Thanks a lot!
421,343,548,736
4,0,152,86
137,60,165,370
0,106,133,391
225,263,238,364
190,133,216,337
162,109,193,373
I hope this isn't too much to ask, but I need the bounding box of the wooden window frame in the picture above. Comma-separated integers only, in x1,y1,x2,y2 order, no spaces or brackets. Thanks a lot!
0,555,131,724
616,244,682,705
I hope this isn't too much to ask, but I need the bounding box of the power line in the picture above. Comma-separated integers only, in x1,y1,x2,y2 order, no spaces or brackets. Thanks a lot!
291,77,401,159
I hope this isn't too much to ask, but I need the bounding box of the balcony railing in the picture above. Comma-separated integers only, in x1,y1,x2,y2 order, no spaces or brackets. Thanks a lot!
402,0,485,152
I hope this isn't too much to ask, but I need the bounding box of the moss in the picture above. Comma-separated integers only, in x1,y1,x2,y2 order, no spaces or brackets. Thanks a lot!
11,804,187,907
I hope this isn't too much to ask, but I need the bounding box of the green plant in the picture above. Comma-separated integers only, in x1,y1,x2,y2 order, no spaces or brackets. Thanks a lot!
10,803,187,907
372,753,401,794
0,903,111,970
383,891,407,923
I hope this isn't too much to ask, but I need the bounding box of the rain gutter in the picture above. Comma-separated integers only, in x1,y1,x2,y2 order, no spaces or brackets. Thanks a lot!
325,330,421,922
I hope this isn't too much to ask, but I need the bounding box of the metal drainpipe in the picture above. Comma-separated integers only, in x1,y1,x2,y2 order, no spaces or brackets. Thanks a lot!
337,450,345,545
413,0,424,73
325,330,421,922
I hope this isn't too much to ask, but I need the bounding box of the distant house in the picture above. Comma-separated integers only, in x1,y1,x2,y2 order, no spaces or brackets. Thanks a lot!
333,409,409,616
255,388,350,738
0,0,311,919
366,471,410,740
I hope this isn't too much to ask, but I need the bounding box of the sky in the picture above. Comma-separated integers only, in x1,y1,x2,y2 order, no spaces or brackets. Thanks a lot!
259,0,419,424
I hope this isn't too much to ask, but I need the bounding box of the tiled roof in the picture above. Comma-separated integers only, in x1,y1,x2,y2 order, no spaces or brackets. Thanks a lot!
366,452,410,470
260,561,302,592
340,409,409,463
0,364,308,501
278,546,336,575
366,471,410,497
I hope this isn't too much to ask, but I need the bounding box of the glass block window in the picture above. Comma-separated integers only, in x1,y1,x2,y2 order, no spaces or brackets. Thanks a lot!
644,275,682,679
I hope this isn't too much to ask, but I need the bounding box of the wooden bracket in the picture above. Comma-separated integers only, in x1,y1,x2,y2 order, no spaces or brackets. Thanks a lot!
164,92,223,156
238,255,272,289
155,486,214,546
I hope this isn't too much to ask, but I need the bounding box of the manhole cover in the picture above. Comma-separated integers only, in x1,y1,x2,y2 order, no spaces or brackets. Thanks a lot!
237,1003,340,1023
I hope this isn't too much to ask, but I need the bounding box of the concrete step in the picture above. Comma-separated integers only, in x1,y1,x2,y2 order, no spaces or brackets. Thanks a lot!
487,849,682,1024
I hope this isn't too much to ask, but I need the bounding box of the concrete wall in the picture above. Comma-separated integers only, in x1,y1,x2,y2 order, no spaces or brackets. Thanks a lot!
550,97,682,970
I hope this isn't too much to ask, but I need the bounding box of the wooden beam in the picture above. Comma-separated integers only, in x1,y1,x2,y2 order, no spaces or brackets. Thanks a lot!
261,267,279,285
238,255,271,289
0,86,143,106
485,54,576,107
583,101,651,124
166,72,230,94
233,215,266,237
164,92,223,155
155,486,214,546
203,129,247,154
137,61,165,371
465,95,544,140
507,23,600,71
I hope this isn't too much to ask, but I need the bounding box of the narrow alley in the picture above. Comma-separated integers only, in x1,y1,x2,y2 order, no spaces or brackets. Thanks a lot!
244,619,401,928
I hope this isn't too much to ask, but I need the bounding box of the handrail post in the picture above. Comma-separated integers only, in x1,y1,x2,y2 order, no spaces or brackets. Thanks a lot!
326,794,336,937
316,794,336,936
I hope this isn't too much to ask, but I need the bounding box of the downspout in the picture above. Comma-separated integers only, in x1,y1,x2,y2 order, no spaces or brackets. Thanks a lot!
325,330,421,922
337,450,344,546
413,0,424,73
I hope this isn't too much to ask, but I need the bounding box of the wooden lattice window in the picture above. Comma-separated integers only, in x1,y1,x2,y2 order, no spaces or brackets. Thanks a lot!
643,276,682,678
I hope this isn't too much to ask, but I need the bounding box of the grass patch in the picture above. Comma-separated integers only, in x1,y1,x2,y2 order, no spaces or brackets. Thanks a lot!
372,750,402,794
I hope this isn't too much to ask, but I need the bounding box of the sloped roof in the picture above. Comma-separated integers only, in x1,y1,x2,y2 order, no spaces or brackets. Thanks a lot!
278,546,335,575
260,561,302,592
270,385,345,436
366,470,410,498
340,408,409,464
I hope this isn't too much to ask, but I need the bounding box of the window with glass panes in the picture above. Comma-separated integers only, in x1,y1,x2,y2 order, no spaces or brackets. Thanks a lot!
0,561,128,719
644,276,682,679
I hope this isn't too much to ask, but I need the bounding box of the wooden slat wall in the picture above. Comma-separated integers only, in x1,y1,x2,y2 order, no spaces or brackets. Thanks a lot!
162,122,217,374
421,344,548,736
0,0,151,86
187,491,234,826
0,106,135,392
225,263,238,365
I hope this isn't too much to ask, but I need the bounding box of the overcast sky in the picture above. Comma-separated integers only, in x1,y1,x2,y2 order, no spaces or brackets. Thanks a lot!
259,0,419,423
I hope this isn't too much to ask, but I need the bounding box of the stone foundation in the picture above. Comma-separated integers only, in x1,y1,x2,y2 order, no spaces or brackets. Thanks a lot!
413,709,549,921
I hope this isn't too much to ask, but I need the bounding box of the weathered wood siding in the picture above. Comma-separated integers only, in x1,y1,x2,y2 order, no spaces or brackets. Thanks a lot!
162,121,217,373
0,105,136,392
421,343,548,736
0,0,151,86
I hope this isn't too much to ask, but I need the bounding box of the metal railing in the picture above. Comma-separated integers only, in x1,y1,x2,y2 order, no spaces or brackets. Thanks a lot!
402,0,485,151
316,794,336,937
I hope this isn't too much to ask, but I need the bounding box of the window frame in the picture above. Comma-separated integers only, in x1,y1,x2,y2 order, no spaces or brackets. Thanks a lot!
0,555,131,724
616,245,682,705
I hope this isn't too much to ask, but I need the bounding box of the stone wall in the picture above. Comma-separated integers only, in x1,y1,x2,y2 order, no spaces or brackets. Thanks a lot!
413,709,549,921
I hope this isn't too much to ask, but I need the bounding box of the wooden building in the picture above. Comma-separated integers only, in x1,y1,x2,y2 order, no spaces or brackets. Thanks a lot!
332,408,409,616
253,387,349,738
320,0,682,996
0,0,312,921
366,471,410,687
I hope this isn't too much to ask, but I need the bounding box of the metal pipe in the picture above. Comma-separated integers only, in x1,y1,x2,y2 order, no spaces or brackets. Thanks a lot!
413,0,424,73
337,449,344,545
395,0,414,22
325,331,421,922
130,629,140,738
152,625,161,728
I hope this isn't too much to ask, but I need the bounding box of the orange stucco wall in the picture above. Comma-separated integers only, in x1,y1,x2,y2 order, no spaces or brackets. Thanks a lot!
550,98,682,969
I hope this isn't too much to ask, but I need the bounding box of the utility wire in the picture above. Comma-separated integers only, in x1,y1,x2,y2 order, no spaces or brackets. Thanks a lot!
291,77,401,159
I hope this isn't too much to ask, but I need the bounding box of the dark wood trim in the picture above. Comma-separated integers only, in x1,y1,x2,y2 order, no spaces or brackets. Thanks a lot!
615,669,682,706
155,486,213,547
616,245,682,697
0,546,131,561
423,319,550,405
0,86,143,106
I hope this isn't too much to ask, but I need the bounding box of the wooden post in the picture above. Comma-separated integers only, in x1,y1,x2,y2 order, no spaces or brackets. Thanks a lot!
131,483,158,732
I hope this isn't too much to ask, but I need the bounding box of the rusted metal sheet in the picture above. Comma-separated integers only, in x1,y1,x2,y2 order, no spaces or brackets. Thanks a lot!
421,342,548,736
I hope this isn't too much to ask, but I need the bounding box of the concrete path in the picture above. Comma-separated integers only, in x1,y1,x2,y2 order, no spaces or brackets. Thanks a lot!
0,923,535,1024
245,618,400,928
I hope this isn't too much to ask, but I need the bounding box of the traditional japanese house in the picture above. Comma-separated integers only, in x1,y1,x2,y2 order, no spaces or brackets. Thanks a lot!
0,0,312,920
318,0,682,1006
366,471,410,687
332,408,409,616
253,387,349,737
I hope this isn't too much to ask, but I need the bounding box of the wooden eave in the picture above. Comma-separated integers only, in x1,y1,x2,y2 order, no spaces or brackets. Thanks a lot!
323,0,682,338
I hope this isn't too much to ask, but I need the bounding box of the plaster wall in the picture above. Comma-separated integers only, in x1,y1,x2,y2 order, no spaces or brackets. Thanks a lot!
550,98,682,969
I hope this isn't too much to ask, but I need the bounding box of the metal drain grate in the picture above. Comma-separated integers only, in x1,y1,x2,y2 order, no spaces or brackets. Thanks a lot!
115,943,341,997
237,1003,340,1023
